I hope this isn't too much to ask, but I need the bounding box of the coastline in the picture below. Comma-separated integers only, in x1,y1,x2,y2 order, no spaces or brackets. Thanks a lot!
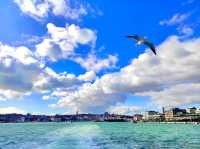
1,121,200,124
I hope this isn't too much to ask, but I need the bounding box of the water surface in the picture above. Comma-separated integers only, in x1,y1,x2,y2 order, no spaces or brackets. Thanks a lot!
0,122,200,149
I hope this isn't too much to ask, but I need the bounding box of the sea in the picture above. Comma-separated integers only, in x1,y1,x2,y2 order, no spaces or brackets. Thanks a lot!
0,122,200,149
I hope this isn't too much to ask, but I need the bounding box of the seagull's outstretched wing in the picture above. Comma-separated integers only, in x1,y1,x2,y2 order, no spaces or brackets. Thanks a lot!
143,41,157,55
126,35,142,42
126,35,157,55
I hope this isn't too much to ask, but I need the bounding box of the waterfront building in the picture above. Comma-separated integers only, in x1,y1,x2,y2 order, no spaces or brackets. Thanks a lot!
0,114,25,123
186,107,197,114
164,108,187,121
144,111,163,121
173,108,186,115
196,109,200,114
164,110,173,121
162,107,165,114
133,114,143,121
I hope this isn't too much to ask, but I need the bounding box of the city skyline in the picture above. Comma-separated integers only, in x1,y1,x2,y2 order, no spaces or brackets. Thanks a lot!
0,0,200,115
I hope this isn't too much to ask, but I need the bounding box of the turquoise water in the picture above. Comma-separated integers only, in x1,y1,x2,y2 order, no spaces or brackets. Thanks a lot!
0,122,200,149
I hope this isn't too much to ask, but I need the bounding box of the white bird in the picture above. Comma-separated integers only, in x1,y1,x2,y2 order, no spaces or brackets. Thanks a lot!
126,35,157,55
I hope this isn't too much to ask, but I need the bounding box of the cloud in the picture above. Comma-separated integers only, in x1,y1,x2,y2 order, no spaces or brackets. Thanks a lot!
46,23,96,45
0,90,31,100
42,95,50,101
14,0,49,20
0,32,114,101
78,71,96,82
43,88,71,101
49,82,126,113
74,53,118,72
0,42,42,99
49,36,200,113
14,0,87,21
0,42,86,100
160,12,194,37
160,13,190,26
138,83,200,107
15,34,45,46
36,38,63,61
36,23,96,61
0,43,38,65
178,25,194,37
48,0,87,19
35,23,117,72
0,107,26,114
108,104,141,115
33,67,82,93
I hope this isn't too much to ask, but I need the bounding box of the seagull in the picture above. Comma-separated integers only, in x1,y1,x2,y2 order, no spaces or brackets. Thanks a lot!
126,35,157,55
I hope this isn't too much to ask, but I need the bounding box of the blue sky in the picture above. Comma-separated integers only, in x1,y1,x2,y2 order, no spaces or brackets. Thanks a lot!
0,0,200,115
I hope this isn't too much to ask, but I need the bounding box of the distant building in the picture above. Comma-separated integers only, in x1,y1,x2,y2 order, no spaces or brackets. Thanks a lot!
0,114,25,123
164,111,173,121
133,114,143,121
186,107,197,114
164,108,186,121
196,109,200,114
144,111,163,121
162,107,165,114
104,112,109,116
174,108,186,115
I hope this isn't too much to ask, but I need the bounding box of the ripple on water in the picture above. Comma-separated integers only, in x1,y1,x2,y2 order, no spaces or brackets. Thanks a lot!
1,122,200,149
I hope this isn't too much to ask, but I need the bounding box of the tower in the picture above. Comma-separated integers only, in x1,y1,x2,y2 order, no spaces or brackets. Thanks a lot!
76,110,79,115
162,107,165,114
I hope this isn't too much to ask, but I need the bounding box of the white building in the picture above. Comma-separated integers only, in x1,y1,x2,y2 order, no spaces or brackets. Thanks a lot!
144,111,163,121
195,108,200,114
186,107,197,114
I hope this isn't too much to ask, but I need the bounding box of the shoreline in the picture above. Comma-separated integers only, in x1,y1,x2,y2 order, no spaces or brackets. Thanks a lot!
1,121,200,124
159,121,200,124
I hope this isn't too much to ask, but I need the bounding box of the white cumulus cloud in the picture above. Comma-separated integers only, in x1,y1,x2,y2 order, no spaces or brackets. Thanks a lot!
178,25,194,37
0,42,42,99
14,0,87,21
0,42,86,100
49,35,200,113
74,53,118,72
36,23,96,61
138,83,200,107
78,71,96,82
